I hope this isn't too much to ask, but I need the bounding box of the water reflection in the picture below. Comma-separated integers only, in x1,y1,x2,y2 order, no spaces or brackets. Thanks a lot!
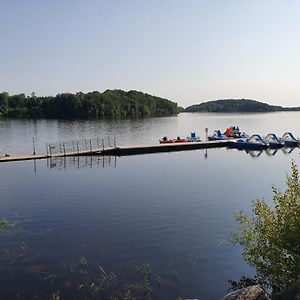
46,147,294,171
1,147,300,299
282,146,297,154
47,155,117,170
246,150,263,158
28,145,298,174
265,148,278,156
227,147,298,159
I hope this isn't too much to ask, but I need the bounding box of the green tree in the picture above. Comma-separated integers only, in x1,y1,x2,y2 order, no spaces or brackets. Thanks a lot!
233,162,300,292
0,89,179,119
0,92,9,115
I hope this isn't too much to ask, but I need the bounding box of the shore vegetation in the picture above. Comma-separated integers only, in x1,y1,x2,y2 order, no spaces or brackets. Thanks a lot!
233,162,300,294
184,99,300,113
0,90,179,119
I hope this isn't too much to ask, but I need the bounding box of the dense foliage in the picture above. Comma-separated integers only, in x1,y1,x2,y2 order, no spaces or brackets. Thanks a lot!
233,162,300,292
184,99,300,113
0,90,179,119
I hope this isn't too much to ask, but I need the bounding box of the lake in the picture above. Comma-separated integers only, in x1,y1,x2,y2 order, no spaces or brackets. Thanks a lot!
0,112,299,299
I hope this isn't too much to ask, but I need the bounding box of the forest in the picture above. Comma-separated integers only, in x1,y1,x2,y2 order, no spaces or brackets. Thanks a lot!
183,99,300,113
0,90,179,119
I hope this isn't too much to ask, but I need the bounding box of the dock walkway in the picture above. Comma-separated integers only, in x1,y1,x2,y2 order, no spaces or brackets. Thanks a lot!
0,140,229,163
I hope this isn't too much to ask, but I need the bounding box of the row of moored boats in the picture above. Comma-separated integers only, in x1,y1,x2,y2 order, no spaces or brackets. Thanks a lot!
209,126,299,150
159,126,299,150
159,132,201,143
228,133,299,150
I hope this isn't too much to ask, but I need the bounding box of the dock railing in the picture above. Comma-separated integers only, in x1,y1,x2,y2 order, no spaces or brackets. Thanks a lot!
46,136,117,156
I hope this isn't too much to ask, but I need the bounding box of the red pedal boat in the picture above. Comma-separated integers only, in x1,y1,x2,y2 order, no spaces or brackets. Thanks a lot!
159,136,187,144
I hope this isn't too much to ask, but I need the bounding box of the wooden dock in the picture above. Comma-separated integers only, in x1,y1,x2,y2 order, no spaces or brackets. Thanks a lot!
102,140,228,156
0,140,229,163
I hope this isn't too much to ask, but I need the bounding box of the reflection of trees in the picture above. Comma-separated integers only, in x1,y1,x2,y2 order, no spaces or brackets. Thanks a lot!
233,162,300,293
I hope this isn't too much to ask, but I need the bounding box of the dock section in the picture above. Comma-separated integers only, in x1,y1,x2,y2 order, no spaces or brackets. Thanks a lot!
0,140,228,163
102,140,228,156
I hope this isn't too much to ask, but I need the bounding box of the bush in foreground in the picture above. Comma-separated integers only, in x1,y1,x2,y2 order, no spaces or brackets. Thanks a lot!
233,162,300,293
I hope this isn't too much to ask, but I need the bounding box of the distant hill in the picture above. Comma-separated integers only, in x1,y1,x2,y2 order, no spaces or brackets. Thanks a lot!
183,99,300,113
0,89,179,119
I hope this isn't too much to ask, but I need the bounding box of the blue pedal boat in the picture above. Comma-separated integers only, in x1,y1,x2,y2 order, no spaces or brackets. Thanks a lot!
186,132,201,142
264,133,284,148
281,132,299,147
208,130,228,141
228,134,269,150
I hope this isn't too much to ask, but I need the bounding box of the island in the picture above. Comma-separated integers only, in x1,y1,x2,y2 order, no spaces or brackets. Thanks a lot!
183,99,300,113
0,90,179,118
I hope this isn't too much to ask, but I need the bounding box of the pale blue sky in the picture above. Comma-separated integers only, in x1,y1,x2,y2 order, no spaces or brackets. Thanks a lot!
1,0,299,107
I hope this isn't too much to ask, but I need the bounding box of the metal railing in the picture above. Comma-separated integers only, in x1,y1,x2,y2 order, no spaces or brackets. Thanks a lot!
46,137,117,156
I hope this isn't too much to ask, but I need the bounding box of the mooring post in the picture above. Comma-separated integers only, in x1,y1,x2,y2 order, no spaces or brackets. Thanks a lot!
85,139,87,150
49,145,52,156
97,138,100,149
102,139,104,151
59,143,62,153
205,127,208,141
32,137,36,155
89,140,92,152
76,141,79,154
63,143,66,156
114,137,116,148
46,143,48,155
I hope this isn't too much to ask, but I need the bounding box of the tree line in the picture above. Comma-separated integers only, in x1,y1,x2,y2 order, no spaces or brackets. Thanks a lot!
0,90,179,119
183,99,300,113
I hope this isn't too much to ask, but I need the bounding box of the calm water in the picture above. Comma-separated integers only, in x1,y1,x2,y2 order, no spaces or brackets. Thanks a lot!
0,112,299,299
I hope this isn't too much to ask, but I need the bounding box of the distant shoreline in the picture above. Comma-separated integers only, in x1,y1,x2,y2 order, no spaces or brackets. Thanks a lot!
179,110,300,114
181,99,300,113
0,90,179,119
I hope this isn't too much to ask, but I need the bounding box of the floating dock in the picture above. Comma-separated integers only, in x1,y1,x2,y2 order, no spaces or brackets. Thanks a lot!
0,140,228,163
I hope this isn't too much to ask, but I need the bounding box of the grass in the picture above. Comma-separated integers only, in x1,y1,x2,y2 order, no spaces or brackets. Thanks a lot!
0,226,184,299
0,219,15,232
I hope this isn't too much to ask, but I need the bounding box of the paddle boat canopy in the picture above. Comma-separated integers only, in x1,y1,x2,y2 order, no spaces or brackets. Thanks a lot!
186,132,201,142
208,126,249,141
224,126,239,138
224,126,249,138
208,130,228,141
281,132,299,147
228,134,269,150
264,133,284,148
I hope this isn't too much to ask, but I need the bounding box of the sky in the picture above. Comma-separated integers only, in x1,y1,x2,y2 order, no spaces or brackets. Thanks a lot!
0,0,299,107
